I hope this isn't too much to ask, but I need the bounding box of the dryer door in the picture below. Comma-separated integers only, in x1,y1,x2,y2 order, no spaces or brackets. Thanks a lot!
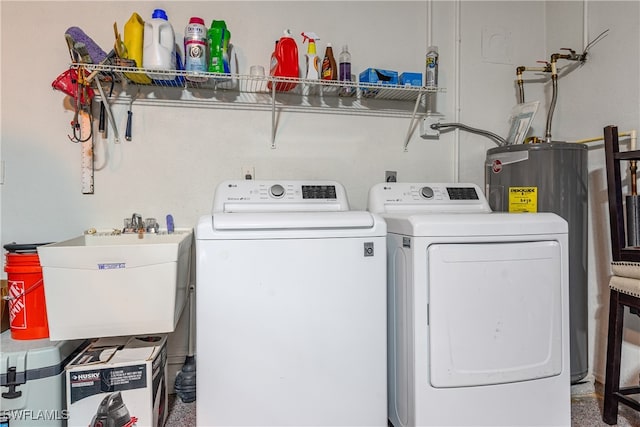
427,240,563,388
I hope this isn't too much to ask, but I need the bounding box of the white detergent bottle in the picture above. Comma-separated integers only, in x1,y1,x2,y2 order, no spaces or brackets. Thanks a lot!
301,32,320,80
143,8,176,80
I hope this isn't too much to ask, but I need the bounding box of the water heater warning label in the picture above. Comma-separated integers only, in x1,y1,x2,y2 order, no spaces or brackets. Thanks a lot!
508,187,538,212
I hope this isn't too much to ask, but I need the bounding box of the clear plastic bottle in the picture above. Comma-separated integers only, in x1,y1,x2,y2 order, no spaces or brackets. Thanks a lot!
338,45,353,96
321,43,337,80
339,45,351,81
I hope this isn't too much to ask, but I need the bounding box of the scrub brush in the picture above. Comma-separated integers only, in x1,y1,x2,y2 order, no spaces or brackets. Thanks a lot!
65,27,108,64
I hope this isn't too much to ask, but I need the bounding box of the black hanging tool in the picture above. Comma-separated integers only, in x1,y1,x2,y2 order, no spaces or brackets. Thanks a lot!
125,88,139,141
99,79,114,136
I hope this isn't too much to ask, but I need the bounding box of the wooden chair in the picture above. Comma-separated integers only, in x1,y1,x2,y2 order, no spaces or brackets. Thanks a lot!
602,125,640,425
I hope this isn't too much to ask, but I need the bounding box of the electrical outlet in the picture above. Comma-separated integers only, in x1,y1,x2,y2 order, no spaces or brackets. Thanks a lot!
385,171,397,182
242,166,255,180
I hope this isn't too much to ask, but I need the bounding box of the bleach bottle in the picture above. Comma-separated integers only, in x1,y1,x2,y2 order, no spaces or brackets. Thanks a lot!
143,8,176,80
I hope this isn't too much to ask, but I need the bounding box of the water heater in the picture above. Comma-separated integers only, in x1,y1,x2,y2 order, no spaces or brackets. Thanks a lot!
485,142,588,383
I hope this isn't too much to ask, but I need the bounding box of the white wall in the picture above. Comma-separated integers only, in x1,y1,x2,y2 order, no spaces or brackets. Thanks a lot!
1,0,638,390
457,1,547,184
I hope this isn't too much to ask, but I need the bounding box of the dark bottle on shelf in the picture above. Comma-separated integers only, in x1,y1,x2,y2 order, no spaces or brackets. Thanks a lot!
321,43,337,80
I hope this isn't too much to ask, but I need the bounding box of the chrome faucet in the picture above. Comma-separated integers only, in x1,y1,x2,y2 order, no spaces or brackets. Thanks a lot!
131,213,143,231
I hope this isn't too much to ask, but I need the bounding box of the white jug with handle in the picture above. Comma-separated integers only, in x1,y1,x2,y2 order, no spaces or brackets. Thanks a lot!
143,8,176,81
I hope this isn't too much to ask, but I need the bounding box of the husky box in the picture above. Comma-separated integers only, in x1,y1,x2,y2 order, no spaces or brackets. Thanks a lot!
0,331,87,426
65,335,168,427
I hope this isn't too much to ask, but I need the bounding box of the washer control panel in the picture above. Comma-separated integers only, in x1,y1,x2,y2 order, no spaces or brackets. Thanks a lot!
214,180,349,213
301,185,337,199
367,182,491,213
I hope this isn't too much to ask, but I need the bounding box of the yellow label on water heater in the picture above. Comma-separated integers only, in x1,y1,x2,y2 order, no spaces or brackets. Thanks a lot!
508,187,538,212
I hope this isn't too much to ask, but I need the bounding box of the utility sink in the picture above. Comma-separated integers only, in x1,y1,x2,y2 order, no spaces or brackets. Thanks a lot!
37,229,193,340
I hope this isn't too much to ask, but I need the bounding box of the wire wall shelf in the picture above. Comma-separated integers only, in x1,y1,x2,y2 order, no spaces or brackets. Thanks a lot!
78,63,442,148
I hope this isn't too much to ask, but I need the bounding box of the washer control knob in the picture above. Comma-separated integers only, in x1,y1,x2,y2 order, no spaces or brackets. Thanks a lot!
270,184,285,198
420,186,434,199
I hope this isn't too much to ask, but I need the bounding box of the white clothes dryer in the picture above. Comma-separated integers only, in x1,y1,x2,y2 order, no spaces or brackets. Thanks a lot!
196,180,387,427
368,182,570,427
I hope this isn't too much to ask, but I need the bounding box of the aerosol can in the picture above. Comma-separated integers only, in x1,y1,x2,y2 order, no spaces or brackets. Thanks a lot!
301,32,320,80
425,46,438,87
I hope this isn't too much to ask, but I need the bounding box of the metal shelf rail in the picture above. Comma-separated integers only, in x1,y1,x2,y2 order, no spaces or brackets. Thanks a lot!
79,63,440,148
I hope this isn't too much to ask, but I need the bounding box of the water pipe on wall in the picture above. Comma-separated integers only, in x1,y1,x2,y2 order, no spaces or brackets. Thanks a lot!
571,129,638,196
544,49,584,143
515,29,608,144
516,64,550,104
515,48,584,143
571,130,636,145
453,0,461,181
431,121,507,146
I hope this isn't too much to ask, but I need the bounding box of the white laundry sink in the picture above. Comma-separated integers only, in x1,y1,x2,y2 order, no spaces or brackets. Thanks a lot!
37,229,193,340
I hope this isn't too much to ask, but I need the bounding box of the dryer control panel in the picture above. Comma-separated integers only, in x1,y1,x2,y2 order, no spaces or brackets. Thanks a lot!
367,182,492,213
213,180,350,213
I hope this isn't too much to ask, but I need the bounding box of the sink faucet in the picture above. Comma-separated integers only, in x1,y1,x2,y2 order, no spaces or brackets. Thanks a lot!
131,213,143,231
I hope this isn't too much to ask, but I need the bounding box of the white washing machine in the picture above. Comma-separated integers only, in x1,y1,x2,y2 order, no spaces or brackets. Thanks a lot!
368,182,570,427
196,180,387,427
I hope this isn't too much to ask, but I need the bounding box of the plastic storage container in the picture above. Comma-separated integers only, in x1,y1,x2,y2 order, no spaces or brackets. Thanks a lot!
143,8,176,80
0,331,87,427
